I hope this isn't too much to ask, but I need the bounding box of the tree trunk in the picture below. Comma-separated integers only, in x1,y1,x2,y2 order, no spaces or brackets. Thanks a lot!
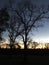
22,33,28,64
10,41,14,49
24,41,27,49
10,44,13,49
24,32,28,49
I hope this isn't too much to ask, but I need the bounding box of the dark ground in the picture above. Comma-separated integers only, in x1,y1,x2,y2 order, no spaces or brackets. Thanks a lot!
0,49,49,65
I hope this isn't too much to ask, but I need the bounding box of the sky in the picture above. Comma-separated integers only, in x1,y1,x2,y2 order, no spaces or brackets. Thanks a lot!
0,0,49,43
33,20,49,43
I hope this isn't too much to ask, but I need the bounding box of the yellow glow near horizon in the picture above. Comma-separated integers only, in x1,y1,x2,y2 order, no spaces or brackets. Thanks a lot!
36,44,46,49
0,43,48,49
0,39,49,49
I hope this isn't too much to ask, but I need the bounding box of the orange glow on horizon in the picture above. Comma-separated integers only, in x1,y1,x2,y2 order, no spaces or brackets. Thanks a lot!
0,42,49,49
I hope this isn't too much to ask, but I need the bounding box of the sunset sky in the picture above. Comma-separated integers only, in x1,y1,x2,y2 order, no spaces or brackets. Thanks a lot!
0,0,49,43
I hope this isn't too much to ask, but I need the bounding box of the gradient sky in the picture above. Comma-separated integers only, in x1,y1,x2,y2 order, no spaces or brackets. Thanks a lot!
0,0,49,43
32,19,49,43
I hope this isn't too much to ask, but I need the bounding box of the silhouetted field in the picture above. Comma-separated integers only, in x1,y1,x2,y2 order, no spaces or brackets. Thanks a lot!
0,49,49,65
0,49,49,55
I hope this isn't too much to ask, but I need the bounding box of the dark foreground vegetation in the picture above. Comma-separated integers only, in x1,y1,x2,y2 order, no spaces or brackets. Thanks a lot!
0,49,49,55
0,49,49,65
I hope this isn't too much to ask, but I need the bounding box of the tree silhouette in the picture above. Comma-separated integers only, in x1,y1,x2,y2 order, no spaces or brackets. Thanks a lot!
4,0,24,48
0,8,9,42
7,14,24,48
5,0,49,49
15,0,48,49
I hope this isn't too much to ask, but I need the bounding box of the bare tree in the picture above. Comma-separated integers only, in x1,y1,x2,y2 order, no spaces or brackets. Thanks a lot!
4,0,24,48
7,14,24,48
15,0,48,49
